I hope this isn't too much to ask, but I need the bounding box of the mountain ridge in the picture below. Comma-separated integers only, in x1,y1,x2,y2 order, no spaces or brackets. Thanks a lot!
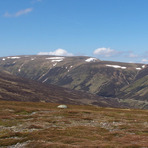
0,55,147,109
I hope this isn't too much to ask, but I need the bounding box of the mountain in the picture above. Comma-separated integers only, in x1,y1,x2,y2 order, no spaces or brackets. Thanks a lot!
0,55,147,109
118,66,148,109
0,70,123,108
0,55,144,96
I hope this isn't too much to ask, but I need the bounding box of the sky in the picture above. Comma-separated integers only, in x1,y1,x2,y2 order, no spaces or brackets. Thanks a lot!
0,0,148,63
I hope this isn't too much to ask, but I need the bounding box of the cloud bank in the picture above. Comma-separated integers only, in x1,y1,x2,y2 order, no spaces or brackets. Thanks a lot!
4,8,33,17
38,49,73,56
93,48,119,57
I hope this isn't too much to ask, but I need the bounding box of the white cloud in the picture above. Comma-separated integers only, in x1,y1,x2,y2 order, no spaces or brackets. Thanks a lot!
3,8,33,17
128,53,138,58
38,49,73,56
93,47,118,57
141,59,148,63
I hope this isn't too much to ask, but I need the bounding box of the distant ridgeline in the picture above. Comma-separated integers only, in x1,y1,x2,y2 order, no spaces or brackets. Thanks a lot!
0,55,148,109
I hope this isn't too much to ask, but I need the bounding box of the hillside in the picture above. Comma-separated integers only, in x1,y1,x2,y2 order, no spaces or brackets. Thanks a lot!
0,70,123,108
0,55,148,109
0,55,144,98
0,101,148,147
118,66,148,109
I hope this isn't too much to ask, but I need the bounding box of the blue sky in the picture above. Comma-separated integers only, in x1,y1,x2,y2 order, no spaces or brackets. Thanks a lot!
0,0,148,63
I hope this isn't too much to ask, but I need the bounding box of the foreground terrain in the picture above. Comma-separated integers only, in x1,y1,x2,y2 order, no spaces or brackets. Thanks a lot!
0,101,148,147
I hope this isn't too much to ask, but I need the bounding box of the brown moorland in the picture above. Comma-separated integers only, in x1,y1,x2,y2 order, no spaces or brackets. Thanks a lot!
0,100,148,148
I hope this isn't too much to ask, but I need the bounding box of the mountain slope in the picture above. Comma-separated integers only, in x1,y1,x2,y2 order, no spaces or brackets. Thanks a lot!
0,70,123,108
118,66,148,109
0,55,144,98
0,55,148,109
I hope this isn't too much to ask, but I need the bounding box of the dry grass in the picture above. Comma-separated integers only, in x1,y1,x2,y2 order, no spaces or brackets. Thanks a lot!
0,100,148,147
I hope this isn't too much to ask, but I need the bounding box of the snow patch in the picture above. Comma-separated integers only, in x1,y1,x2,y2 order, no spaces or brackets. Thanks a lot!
18,63,25,72
51,60,63,62
106,65,127,69
53,63,57,67
136,68,142,70
7,57,20,59
142,65,146,68
46,57,65,60
38,73,46,80
2,58,5,61
46,57,65,63
85,58,97,62
42,78,48,83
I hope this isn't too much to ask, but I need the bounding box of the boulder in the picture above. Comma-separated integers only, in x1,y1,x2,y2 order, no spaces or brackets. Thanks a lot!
57,105,67,109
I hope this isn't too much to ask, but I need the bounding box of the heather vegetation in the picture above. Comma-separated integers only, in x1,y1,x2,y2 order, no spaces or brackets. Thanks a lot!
0,101,148,147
